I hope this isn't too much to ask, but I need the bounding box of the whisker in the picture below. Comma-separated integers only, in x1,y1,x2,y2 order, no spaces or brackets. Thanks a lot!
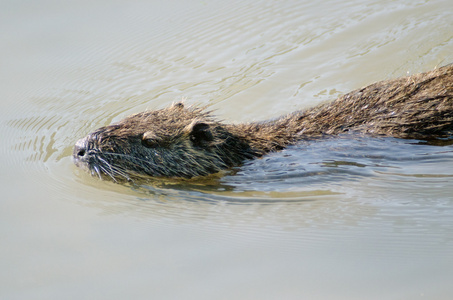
98,164,118,183
92,165,102,180
96,156,135,182
102,153,157,174
109,165,133,182
102,152,152,165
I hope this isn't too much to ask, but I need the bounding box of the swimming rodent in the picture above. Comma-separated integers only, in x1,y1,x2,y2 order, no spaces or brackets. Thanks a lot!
73,64,453,181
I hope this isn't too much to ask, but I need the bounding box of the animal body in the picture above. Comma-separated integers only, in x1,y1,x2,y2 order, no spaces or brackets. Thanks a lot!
73,64,453,181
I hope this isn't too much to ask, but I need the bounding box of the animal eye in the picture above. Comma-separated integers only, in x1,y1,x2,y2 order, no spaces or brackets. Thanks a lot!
142,137,159,148
141,132,161,148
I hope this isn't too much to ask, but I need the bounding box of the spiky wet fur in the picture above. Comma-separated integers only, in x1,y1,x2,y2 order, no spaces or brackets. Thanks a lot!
74,64,453,180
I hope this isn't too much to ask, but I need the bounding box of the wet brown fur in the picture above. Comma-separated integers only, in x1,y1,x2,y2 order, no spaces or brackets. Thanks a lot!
74,64,453,180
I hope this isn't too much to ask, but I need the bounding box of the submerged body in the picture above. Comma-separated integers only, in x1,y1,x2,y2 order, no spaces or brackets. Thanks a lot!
73,64,453,181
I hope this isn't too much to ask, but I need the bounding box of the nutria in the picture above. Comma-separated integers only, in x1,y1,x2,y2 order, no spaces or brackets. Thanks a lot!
73,64,453,181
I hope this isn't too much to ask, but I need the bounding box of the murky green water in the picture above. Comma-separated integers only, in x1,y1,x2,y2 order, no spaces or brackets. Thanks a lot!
1,0,452,299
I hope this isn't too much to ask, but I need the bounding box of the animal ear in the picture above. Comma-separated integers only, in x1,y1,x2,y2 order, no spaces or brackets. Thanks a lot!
171,102,184,109
188,121,214,146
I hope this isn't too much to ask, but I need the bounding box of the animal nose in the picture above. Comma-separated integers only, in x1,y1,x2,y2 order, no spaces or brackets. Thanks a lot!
73,137,89,160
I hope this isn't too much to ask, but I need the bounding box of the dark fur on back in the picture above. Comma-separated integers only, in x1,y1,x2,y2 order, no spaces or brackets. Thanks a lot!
74,64,453,180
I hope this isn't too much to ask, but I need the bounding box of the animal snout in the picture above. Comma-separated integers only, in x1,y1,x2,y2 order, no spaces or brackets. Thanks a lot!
73,136,91,166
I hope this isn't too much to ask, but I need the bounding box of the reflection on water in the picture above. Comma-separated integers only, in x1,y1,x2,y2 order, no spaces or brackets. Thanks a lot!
223,134,453,192
102,134,453,203
66,134,453,248
1,0,453,299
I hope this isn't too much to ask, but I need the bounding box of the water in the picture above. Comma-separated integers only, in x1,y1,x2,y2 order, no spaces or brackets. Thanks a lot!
1,0,453,299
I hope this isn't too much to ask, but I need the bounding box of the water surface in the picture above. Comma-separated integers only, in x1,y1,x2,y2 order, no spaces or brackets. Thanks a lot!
1,0,453,299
